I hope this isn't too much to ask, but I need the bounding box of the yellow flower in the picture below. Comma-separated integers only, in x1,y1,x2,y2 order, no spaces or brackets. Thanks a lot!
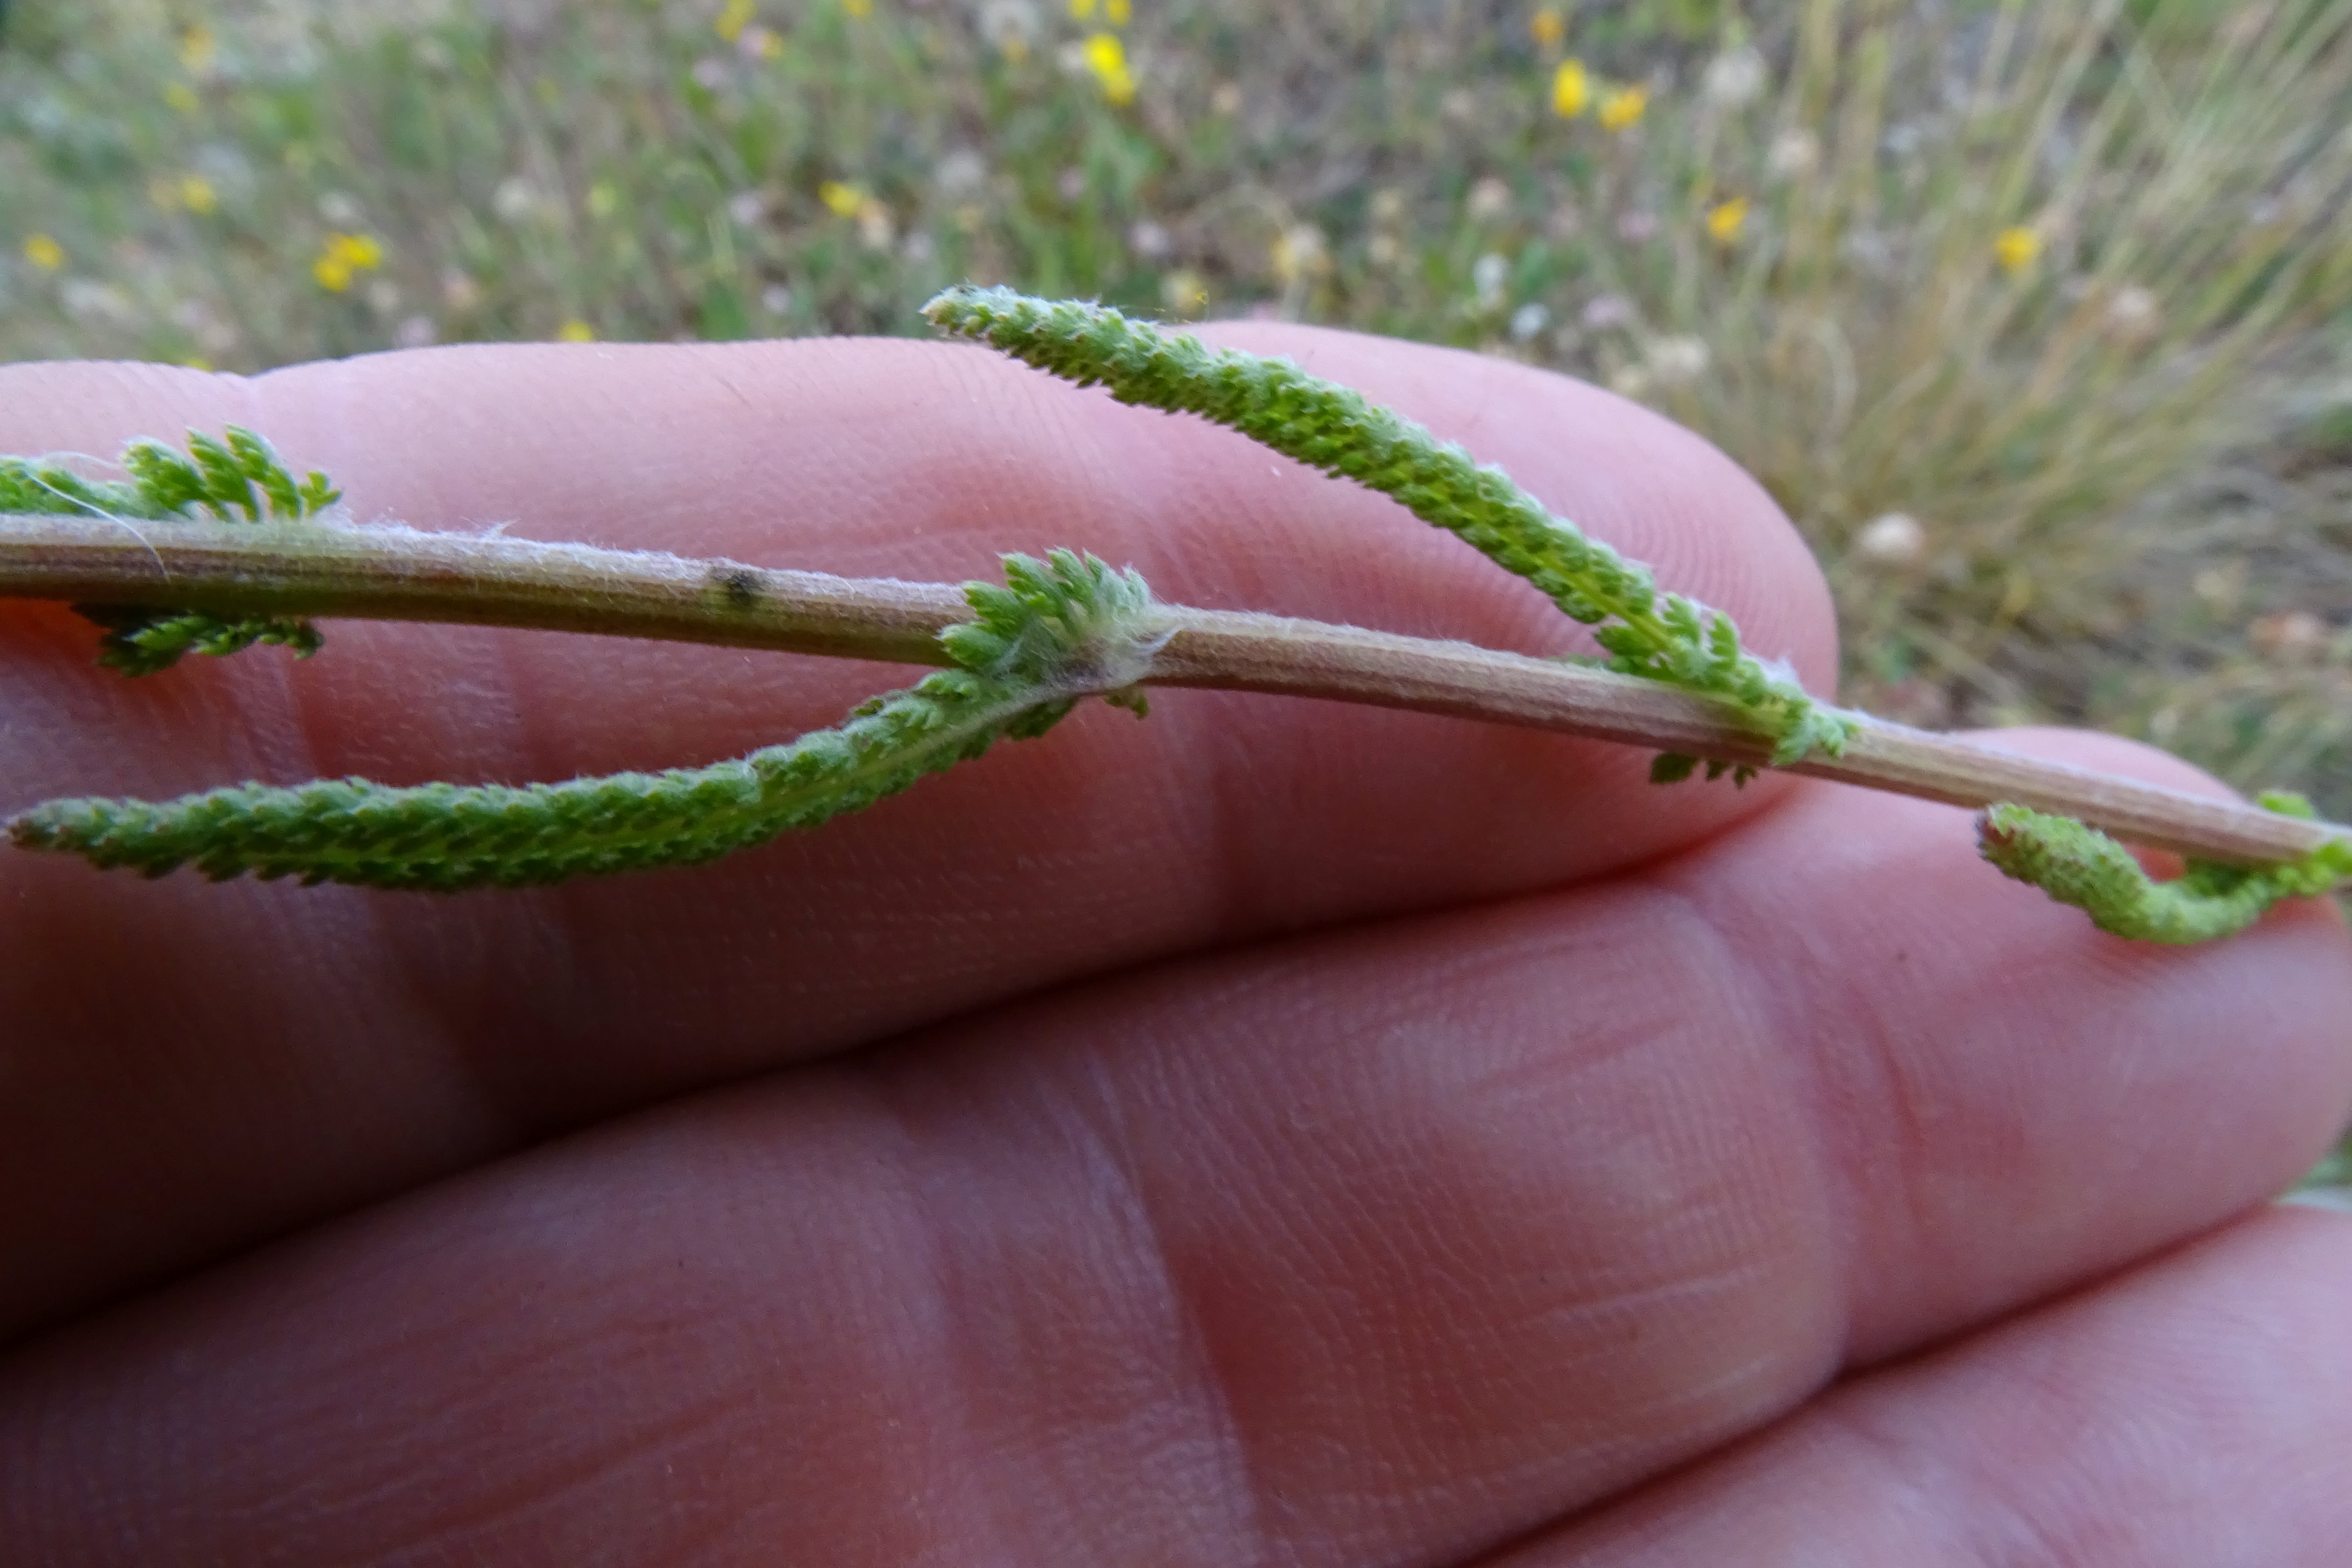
1529,8,1564,47
315,232,384,290
1068,0,1094,15
177,24,217,73
1106,0,1131,22
181,356,214,372
819,180,866,218
179,175,219,215
1706,196,1749,244
843,0,872,16
715,0,755,42
1598,84,1648,132
557,320,596,342
328,232,385,270
1994,225,2042,274
587,181,620,219
22,233,65,271
164,81,201,114
1550,59,1589,118
1082,33,1136,104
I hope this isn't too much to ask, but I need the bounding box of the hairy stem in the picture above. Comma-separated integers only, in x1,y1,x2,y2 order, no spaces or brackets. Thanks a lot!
5,511,2343,869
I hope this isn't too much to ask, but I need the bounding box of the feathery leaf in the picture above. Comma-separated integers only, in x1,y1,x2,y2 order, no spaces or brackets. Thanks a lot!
9,549,1163,891
923,285,1853,774
1977,793,2352,942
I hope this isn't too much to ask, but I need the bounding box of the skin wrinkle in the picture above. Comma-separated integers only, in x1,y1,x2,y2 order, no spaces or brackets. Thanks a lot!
1597,870,1862,1379
1802,1327,2165,1567
1688,857,1923,1373
1000,1053,1271,1564
1668,820,2063,1372
1075,893,1817,1561
1478,1214,2352,1567
862,1049,1260,1566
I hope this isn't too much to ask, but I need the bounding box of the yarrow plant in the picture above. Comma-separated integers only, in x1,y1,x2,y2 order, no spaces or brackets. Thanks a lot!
0,290,2345,937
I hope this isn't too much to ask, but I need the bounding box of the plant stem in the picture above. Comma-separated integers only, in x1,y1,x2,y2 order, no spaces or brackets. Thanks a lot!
3,511,2344,867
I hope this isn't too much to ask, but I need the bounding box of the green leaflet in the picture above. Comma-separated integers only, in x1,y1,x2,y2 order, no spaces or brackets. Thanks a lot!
1,426,338,674
1978,794,2352,943
922,284,1852,770
75,605,326,674
8,549,1163,892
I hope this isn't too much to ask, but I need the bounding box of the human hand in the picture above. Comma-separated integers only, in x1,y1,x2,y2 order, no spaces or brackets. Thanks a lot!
3,329,2348,1564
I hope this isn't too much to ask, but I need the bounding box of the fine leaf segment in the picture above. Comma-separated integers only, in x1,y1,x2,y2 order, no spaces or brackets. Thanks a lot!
2,427,336,672
1,290,2346,937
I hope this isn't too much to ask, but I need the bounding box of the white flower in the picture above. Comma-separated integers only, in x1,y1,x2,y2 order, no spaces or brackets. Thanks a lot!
61,279,135,323
394,314,438,350
491,176,543,224
1580,293,1634,329
935,149,988,196
1273,224,1327,285
727,190,768,227
1161,269,1208,314
1644,335,1710,383
1509,302,1550,342
2104,284,2160,342
1466,177,1513,223
1471,251,1509,306
1768,129,1819,179
1854,512,1927,566
2249,610,2328,665
1702,47,1766,107
979,0,1039,51
1127,219,1171,259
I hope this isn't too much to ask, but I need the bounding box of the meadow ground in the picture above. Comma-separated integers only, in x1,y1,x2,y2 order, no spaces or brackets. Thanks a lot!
1,0,2347,1174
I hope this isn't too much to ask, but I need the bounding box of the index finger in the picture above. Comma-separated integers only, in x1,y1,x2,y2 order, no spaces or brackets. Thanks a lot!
0,326,1835,1338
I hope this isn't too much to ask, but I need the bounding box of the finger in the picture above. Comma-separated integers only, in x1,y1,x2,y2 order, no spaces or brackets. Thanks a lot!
1491,1207,2352,1566
0,331,1831,1337
2,738,2343,1565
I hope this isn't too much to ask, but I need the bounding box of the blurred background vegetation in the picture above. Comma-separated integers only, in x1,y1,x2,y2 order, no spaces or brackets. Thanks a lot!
2,0,2346,1180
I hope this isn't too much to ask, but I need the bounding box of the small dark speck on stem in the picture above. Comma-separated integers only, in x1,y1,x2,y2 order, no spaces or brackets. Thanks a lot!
713,565,763,610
